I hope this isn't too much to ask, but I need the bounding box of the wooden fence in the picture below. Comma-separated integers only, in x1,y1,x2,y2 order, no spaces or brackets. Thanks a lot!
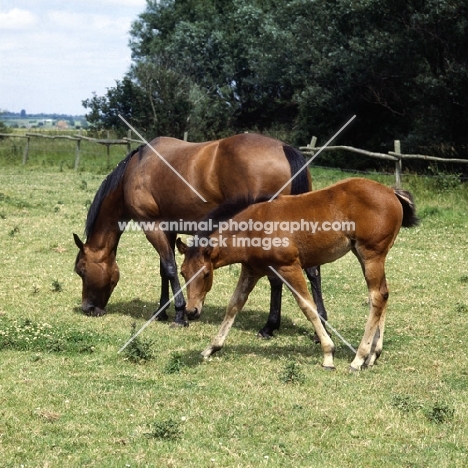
301,137,468,187
0,130,135,169
2,131,467,184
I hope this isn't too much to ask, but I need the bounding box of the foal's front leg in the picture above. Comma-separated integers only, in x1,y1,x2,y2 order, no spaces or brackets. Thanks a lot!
276,264,335,369
201,266,260,358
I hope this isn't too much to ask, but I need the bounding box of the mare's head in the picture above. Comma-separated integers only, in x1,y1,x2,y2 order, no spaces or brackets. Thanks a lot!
73,233,120,316
176,238,214,320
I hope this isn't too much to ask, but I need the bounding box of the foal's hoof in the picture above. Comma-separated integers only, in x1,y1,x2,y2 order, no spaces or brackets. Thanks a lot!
322,365,336,371
170,320,189,328
348,365,360,372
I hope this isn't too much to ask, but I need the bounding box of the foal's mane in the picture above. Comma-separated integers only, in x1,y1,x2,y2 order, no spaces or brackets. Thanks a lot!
85,146,142,238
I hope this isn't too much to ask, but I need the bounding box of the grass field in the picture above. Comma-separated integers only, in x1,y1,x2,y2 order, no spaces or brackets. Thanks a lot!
0,151,467,467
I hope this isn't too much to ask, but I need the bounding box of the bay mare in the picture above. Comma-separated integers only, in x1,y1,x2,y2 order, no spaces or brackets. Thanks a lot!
177,178,418,370
73,133,327,335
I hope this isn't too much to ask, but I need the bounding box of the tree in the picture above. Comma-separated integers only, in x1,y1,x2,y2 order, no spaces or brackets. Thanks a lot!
84,0,468,166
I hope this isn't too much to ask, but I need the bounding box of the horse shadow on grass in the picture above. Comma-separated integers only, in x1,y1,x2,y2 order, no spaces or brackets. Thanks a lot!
88,298,332,339
74,299,401,367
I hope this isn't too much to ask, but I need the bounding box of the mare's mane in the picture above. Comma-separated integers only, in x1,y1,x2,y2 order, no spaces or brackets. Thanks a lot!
85,146,142,238
198,194,274,239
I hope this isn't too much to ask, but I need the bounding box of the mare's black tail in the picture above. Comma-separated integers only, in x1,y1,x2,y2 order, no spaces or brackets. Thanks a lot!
282,145,311,194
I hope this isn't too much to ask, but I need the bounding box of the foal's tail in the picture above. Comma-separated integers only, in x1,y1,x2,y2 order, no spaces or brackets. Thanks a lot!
394,189,419,228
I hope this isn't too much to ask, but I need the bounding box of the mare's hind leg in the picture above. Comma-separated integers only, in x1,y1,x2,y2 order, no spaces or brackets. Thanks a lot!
202,266,260,358
276,264,335,369
305,265,329,342
257,276,283,339
259,266,328,340
350,257,389,371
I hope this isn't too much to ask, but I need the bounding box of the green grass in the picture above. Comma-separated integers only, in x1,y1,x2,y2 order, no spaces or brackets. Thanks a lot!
0,161,467,467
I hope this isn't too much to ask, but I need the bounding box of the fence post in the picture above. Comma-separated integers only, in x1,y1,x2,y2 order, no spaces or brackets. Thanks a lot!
22,136,30,164
183,131,188,142
308,136,317,162
74,138,81,170
394,140,402,187
127,130,132,153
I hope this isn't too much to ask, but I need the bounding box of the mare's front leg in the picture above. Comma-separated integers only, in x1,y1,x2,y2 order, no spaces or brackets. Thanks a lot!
202,266,260,358
144,229,187,326
276,264,335,369
349,255,389,371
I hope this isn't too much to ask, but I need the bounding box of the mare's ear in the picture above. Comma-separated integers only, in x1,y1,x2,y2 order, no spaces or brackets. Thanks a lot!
73,233,84,251
176,237,187,254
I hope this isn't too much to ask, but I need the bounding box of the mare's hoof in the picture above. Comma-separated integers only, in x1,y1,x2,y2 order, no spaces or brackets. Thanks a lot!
322,365,336,371
156,312,169,321
257,330,274,340
348,365,360,372
170,320,189,328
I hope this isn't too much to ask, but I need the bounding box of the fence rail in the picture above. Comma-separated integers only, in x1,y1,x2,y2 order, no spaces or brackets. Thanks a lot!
300,137,468,187
0,130,133,168
2,131,467,183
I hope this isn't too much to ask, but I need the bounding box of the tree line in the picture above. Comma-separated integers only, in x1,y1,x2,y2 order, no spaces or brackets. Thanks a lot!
82,0,468,169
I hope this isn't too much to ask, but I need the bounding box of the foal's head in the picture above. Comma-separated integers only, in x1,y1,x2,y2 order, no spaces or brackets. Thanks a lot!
176,238,214,320
73,233,120,316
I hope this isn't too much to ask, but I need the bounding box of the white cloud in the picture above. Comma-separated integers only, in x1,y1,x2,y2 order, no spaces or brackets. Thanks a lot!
47,11,131,34
0,2,147,114
0,8,38,30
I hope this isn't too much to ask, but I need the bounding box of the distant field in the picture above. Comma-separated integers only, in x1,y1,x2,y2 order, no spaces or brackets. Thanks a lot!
0,160,467,467
1,116,87,129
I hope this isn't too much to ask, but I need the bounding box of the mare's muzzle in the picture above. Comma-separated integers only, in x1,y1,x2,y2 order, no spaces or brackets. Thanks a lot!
186,307,200,320
82,301,106,317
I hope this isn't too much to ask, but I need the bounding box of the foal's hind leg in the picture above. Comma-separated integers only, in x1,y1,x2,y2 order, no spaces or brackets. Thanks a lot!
201,266,260,358
258,276,283,339
350,257,389,371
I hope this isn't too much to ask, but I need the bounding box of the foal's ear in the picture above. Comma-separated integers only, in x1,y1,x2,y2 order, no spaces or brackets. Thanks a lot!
176,237,187,254
202,245,213,257
73,233,84,251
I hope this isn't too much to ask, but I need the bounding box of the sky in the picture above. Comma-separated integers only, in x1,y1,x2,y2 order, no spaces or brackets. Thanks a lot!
0,0,148,116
